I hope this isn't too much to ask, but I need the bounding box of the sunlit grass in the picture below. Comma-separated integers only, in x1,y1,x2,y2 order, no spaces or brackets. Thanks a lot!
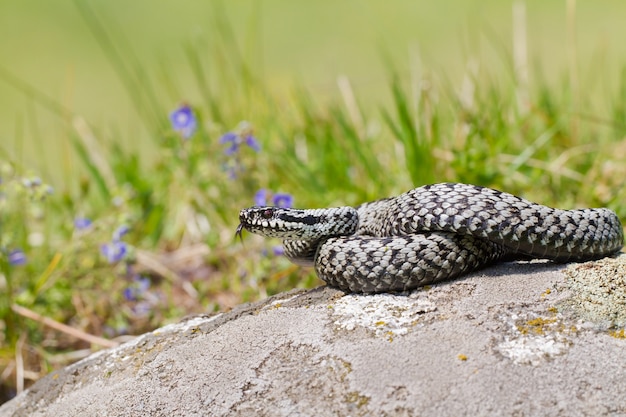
1,1,626,404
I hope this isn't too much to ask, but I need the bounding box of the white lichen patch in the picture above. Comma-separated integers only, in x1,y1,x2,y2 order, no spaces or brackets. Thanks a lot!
494,311,574,366
496,335,570,366
330,293,437,339
177,315,222,332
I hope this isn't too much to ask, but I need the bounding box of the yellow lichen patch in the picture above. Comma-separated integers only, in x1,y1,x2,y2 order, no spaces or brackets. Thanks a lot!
386,331,394,342
335,359,353,383
374,320,386,326
609,329,626,339
547,306,558,314
341,360,352,375
516,317,557,335
541,288,552,298
344,391,370,408
457,354,468,361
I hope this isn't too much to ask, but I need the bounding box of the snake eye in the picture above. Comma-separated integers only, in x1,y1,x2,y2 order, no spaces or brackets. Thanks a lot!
261,209,274,219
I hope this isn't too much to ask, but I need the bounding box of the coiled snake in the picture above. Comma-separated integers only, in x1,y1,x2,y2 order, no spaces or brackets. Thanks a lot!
237,183,624,293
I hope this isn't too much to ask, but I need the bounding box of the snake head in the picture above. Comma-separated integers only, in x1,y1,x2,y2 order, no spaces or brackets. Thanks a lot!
236,206,272,238
237,206,359,240
237,206,314,239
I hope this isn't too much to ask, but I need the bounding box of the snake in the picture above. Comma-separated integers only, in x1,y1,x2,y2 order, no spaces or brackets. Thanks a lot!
236,183,624,293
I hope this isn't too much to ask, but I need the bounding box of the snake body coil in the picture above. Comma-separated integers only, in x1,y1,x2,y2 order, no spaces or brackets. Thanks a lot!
238,183,624,293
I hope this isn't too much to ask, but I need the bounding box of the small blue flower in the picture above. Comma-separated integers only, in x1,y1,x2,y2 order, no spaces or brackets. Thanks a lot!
219,125,261,156
254,189,269,206
122,287,136,301
101,241,128,264
74,217,92,230
170,105,197,139
261,245,286,258
138,276,150,291
8,249,27,266
219,132,239,156
113,225,130,242
253,189,294,208
123,276,150,301
272,193,294,208
244,134,261,152
272,245,285,256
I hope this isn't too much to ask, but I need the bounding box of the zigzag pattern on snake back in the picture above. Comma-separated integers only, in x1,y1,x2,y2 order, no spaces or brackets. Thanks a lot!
237,183,624,293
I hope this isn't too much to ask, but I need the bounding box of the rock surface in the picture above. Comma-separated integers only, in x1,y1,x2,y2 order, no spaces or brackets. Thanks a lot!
2,256,626,417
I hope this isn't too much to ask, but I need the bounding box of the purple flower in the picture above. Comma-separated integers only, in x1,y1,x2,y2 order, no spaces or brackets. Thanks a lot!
101,241,128,264
272,193,294,208
136,276,150,293
219,129,261,155
254,189,269,206
8,249,26,266
254,189,294,208
244,134,261,152
261,245,285,258
122,287,136,301
219,132,239,156
170,105,197,139
123,276,150,301
74,217,92,230
113,225,130,241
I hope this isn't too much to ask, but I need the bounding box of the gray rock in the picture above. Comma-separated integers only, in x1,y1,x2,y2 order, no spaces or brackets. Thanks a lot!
2,256,626,417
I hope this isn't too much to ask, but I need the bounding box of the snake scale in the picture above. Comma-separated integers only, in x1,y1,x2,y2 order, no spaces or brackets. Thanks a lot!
237,183,624,293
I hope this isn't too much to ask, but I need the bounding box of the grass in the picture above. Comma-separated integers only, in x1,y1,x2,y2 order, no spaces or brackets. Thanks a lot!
1,1,626,404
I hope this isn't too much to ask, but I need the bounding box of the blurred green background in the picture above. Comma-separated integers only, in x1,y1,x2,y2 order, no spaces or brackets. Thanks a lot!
2,0,626,403
3,0,626,178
